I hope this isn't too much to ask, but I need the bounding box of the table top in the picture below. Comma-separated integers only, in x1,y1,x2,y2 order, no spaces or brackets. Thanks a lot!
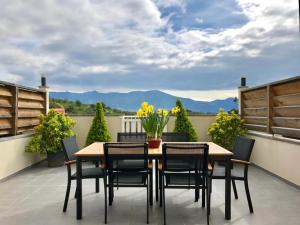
75,142,233,158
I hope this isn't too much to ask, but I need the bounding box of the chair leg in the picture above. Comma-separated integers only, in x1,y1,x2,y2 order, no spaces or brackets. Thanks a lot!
96,178,100,193
244,178,254,213
74,186,78,199
155,160,159,202
104,177,108,224
159,171,162,207
147,174,149,224
63,179,71,212
232,179,238,199
150,168,153,206
202,185,205,208
162,176,166,225
206,177,211,225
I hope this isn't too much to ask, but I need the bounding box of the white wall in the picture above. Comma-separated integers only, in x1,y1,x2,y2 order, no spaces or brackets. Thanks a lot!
249,132,300,187
0,134,44,180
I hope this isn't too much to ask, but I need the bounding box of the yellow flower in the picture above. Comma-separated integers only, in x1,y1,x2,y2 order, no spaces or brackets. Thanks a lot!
157,108,163,115
141,102,148,111
171,106,180,114
136,108,144,117
163,110,168,116
148,105,154,114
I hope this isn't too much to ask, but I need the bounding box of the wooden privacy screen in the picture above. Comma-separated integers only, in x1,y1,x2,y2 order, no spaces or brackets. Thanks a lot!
241,76,300,139
0,81,46,137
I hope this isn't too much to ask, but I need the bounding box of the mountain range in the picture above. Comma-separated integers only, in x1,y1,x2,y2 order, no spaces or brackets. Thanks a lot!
49,90,237,113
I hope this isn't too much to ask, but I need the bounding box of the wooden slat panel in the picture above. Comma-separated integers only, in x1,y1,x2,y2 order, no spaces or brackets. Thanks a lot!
243,98,267,108
272,79,300,96
272,126,300,139
18,109,43,118
0,86,13,97
273,106,300,117
0,98,12,107
0,108,12,118
0,129,11,135
273,117,300,129
244,116,267,125
0,119,12,129
17,118,39,128
273,93,300,106
18,100,44,109
243,107,267,116
245,124,267,132
242,88,267,100
18,90,44,101
17,128,34,134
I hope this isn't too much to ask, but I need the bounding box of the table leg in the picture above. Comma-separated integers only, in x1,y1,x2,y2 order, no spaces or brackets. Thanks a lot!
225,157,231,220
155,159,158,202
76,157,82,220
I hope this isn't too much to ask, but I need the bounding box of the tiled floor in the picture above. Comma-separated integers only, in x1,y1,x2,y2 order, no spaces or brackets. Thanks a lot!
0,162,299,225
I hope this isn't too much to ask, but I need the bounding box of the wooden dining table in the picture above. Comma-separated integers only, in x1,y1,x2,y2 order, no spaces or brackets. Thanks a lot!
74,142,233,220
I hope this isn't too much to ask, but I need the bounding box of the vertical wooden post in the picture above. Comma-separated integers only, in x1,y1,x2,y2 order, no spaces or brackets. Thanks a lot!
266,85,273,134
11,86,18,136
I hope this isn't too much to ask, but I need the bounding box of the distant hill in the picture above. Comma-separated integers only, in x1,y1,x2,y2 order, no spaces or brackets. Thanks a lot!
50,90,237,113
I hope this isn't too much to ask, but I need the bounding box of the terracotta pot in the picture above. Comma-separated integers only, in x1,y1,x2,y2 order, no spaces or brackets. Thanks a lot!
147,138,161,148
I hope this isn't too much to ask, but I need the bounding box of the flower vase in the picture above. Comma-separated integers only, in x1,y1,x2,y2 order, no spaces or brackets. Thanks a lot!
147,138,161,148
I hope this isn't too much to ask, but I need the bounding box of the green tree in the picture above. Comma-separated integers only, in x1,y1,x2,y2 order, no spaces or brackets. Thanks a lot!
173,99,198,141
85,102,112,146
208,109,247,151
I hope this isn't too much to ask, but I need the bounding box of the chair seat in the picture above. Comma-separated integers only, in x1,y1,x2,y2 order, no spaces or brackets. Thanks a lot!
72,167,104,179
165,173,205,186
112,173,148,184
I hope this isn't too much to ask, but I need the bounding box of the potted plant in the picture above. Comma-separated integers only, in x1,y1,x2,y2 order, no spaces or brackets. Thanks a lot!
173,99,198,141
85,102,112,145
136,102,180,148
208,109,247,151
26,110,75,167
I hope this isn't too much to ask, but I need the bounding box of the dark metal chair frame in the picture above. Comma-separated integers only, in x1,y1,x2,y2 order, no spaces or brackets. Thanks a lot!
61,136,105,213
116,132,153,205
160,143,211,225
161,132,189,142
210,136,255,213
104,142,151,224
117,132,147,142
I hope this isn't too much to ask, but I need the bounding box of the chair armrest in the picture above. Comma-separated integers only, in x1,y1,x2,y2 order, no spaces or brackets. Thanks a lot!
64,160,76,165
231,159,251,165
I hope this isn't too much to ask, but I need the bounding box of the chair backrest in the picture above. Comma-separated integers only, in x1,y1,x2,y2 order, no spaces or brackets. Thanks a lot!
61,136,79,161
233,136,255,161
162,143,209,173
117,132,147,142
104,142,148,171
161,132,189,142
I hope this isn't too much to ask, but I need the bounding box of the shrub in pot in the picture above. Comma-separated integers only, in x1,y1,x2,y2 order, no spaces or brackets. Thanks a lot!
173,99,198,141
26,110,75,167
208,109,247,151
85,102,111,146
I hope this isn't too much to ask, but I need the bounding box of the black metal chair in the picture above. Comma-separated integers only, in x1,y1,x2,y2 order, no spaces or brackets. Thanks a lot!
104,142,151,224
156,132,190,203
61,136,105,213
160,143,211,225
210,136,255,213
116,132,153,204
161,132,189,142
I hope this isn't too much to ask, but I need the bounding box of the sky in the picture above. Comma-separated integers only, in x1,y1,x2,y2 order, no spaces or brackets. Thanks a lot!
0,0,299,101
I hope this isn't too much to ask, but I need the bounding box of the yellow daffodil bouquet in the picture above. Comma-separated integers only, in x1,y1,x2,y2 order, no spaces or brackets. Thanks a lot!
136,102,180,140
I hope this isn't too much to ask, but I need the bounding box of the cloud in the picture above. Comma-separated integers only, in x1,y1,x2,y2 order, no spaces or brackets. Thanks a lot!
0,0,299,99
